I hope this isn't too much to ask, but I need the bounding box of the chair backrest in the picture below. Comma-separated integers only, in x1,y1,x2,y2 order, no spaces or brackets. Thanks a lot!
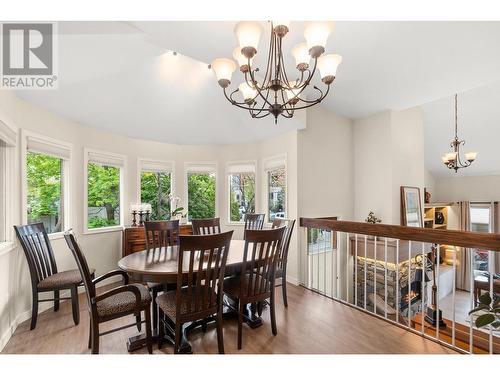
271,218,296,270
244,213,265,230
14,223,58,288
144,220,180,251
176,231,233,319
240,227,285,300
191,218,221,235
64,232,96,305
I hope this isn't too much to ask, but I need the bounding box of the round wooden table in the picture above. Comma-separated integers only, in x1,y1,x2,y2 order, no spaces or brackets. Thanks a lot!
118,240,262,353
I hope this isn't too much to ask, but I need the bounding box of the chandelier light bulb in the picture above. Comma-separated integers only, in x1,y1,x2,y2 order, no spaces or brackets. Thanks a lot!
239,82,257,104
465,152,477,162
211,58,236,88
234,21,262,59
272,20,290,37
291,43,310,71
304,21,334,58
233,47,253,73
318,54,342,84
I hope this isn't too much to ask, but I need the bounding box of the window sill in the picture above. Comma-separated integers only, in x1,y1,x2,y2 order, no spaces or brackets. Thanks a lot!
0,242,16,256
83,226,124,235
48,232,65,241
226,221,245,226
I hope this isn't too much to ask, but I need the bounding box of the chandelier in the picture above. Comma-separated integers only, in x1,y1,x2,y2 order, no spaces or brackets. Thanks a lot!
442,94,477,172
211,21,342,123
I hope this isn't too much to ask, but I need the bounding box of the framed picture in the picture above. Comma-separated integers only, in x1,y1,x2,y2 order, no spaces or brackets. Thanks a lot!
401,186,423,227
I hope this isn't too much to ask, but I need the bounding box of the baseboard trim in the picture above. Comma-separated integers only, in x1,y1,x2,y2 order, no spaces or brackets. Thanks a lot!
0,277,117,352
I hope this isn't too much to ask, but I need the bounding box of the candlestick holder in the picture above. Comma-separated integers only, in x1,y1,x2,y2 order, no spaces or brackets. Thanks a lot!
131,210,138,227
138,210,145,226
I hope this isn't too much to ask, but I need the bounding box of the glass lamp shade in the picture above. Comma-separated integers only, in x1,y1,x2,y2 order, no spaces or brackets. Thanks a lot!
211,58,236,88
304,22,334,58
234,21,262,58
239,82,257,104
285,81,301,104
442,156,449,164
445,152,457,162
318,54,342,84
292,43,310,71
233,47,253,72
465,152,477,161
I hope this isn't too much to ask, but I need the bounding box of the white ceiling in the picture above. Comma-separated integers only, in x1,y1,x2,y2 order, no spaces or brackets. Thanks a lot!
11,21,500,146
423,81,500,178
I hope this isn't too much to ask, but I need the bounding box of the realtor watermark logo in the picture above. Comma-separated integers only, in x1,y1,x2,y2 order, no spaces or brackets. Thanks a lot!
1,22,58,89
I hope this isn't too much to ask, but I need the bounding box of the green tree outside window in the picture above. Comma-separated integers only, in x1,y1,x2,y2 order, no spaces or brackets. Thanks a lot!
187,172,216,220
26,152,63,234
87,163,120,229
229,172,255,222
140,171,171,220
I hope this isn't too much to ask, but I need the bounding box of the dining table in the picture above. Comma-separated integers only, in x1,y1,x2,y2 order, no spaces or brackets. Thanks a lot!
118,239,264,353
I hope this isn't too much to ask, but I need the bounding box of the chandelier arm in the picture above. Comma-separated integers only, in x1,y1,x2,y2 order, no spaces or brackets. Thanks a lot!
248,67,275,107
279,89,295,117
286,84,331,110
223,87,263,111
282,58,319,103
277,36,292,88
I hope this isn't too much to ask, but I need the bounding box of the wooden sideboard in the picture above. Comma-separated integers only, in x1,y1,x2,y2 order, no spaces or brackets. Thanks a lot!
122,224,193,257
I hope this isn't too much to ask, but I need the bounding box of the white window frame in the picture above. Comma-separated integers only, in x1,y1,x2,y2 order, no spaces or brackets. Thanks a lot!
84,148,126,234
0,117,17,254
226,160,257,225
263,154,287,223
184,162,218,222
21,130,72,240
137,158,175,218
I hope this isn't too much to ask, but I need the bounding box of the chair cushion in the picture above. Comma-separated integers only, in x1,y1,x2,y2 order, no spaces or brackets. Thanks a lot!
156,286,218,322
97,283,151,318
223,273,273,298
37,269,95,289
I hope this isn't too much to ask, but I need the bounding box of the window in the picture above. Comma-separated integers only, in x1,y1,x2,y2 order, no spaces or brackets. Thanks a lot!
186,164,216,221
470,203,492,272
0,141,6,242
0,120,16,244
228,163,256,222
27,153,64,233
85,149,124,231
264,156,286,222
24,132,71,234
139,159,173,220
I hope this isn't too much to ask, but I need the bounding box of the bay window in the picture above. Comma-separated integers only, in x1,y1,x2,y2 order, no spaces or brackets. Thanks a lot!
139,159,173,220
85,149,125,231
227,162,256,223
24,132,71,234
264,156,287,222
186,164,217,221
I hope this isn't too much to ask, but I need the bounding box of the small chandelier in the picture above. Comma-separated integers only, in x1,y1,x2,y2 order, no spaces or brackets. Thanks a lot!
211,21,342,123
442,94,477,172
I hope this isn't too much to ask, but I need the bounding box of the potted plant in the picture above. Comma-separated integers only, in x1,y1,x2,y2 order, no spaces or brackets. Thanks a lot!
168,194,186,223
468,292,500,330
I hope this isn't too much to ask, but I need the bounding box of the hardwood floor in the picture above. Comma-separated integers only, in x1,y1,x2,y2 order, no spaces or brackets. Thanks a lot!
2,283,455,354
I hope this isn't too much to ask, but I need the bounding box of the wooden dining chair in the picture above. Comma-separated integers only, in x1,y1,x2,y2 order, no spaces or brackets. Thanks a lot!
271,218,296,308
14,223,95,330
223,227,285,349
144,220,180,330
191,217,221,235
156,230,233,354
244,213,265,230
64,232,153,354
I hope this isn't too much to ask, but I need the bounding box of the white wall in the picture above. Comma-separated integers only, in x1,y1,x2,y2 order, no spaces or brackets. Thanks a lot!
353,111,393,222
433,174,500,202
353,108,425,224
297,105,354,286
0,89,299,350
